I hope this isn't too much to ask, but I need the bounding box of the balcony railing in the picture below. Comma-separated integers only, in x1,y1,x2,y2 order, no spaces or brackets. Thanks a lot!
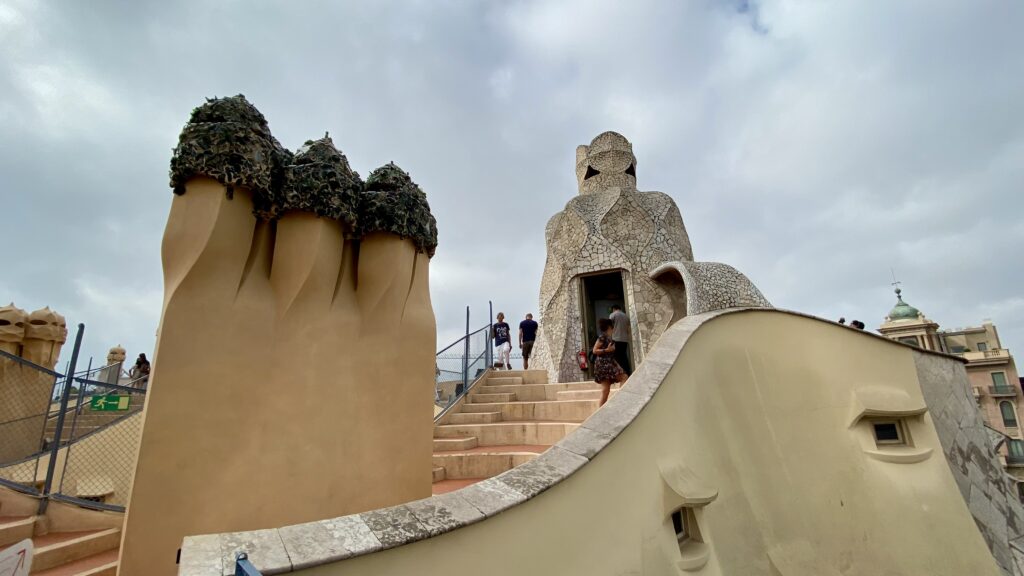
961,349,1011,364
990,386,1018,397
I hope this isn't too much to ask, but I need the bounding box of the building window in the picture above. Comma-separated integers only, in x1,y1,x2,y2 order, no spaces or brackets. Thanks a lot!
950,345,967,353
978,342,988,352
1010,441,1024,467
670,506,704,551
872,420,908,446
898,336,918,347
1018,482,1024,503
1010,440,1024,458
671,508,690,544
1001,401,1018,428
993,372,1009,388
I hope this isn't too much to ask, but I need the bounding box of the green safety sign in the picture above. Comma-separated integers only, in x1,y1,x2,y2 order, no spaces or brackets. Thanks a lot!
90,394,130,411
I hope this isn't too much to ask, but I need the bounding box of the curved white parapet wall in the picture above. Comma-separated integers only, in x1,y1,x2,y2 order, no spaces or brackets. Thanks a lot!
179,309,1021,576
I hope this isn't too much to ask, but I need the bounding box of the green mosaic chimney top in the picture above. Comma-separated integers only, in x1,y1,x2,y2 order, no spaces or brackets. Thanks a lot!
888,288,922,321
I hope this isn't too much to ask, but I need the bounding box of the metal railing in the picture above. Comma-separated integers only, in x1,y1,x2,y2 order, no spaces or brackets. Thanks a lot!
435,324,491,415
991,386,1018,397
234,552,262,576
0,324,148,513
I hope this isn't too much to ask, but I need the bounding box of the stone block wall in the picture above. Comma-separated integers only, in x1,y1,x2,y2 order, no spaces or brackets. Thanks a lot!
914,350,1024,575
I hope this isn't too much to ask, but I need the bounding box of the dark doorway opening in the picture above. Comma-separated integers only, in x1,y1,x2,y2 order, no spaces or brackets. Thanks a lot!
579,270,628,378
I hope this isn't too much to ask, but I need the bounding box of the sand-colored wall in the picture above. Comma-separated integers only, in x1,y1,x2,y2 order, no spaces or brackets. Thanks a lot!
287,311,1001,576
121,180,436,576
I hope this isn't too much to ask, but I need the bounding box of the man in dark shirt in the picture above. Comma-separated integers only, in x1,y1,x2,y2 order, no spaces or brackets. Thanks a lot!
492,312,512,370
519,313,539,370
609,304,632,375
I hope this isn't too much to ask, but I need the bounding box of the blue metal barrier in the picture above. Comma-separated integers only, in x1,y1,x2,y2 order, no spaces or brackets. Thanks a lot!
234,552,262,576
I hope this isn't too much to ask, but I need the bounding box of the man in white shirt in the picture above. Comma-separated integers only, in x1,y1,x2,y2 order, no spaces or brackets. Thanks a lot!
609,304,631,375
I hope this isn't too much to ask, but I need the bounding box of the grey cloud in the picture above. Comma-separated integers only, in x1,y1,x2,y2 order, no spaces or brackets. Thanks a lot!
2,0,1022,369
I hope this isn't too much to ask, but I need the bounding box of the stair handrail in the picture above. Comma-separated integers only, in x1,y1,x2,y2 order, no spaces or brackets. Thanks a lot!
434,323,491,422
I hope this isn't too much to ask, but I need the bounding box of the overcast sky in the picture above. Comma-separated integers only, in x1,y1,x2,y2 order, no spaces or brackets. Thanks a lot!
2,0,1022,371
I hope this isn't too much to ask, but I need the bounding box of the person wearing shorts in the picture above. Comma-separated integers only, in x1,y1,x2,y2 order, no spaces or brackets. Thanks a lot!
492,312,512,370
519,313,538,370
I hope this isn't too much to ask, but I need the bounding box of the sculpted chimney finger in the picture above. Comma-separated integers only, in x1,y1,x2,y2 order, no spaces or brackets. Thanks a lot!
359,162,438,256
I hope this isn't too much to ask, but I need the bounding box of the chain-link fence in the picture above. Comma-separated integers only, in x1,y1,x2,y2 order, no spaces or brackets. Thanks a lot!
1,325,147,513
435,324,490,412
0,349,65,495
50,376,146,511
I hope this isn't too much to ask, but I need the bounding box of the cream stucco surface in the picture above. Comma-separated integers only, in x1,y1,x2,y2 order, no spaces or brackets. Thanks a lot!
271,311,1002,576
119,178,436,576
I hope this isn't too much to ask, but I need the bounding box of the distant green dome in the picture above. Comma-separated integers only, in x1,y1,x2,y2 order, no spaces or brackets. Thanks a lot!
888,288,921,321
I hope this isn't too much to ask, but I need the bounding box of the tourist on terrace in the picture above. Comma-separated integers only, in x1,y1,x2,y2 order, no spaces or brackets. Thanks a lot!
593,318,627,406
609,304,632,375
519,313,538,370
130,353,151,388
492,312,512,370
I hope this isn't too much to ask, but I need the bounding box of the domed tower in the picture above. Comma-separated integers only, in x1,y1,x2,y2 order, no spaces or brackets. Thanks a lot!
532,132,770,383
878,287,941,350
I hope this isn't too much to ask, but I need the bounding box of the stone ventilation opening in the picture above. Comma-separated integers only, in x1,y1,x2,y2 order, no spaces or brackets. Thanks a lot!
671,508,690,544
625,163,636,177
584,166,600,180
870,419,911,447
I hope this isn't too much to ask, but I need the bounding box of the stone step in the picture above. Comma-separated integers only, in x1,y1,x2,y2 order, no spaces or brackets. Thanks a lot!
486,376,523,387
481,382,602,401
432,452,539,479
433,422,580,446
432,437,479,451
0,515,35,548
497,370,549,384
32,527,121,573
555,386,623,400
34,549,119,576
469,392,517,404
447,412,503,425
431,466,446,483
461,400,597,422
557,390,601,401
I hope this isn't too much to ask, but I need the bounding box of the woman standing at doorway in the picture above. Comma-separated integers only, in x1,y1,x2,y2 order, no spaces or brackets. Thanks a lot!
592,318,626,406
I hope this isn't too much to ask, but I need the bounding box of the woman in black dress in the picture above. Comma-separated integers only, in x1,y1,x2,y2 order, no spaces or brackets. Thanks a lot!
592,318,626,406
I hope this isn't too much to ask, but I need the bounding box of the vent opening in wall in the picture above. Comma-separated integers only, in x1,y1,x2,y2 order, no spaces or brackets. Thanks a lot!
872,420,908,446
671,508,689,543
670,507,702,548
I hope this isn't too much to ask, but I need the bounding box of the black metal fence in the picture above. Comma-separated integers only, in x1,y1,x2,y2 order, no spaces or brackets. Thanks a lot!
0,324,146,513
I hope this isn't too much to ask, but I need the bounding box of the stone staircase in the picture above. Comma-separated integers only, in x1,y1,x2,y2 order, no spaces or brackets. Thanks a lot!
431,369,617,494
0,495,121,576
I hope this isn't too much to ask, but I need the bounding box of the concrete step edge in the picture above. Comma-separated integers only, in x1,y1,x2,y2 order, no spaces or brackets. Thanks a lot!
33,528,122,572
